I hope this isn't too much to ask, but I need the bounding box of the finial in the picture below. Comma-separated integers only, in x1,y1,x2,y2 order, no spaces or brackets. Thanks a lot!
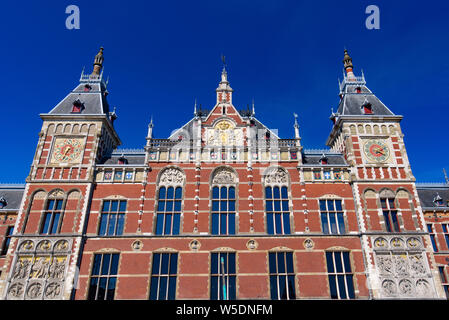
194,99,197,115
293,112,299,127
221,54,227,70
91,47,104,75
444,168,449,184
252,98,255,116
343,49,353,68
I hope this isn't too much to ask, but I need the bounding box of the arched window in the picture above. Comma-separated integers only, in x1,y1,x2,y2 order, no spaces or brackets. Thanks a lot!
155,186,182,235
155,168,185,236
265,186,291,235
210,167,238,235
264,167,291,235
40,190,65,235
211,186,236,235
379,189,399,232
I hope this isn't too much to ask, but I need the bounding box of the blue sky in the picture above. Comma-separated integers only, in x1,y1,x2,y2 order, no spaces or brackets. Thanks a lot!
0,0,448,183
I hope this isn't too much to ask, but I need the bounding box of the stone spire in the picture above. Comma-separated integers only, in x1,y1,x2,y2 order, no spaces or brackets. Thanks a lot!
343,49,356,80
91,47,104,76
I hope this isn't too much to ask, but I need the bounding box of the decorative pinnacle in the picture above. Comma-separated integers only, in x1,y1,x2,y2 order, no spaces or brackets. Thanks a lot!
343,49,353,70
92,47,104,75
293,112,299,128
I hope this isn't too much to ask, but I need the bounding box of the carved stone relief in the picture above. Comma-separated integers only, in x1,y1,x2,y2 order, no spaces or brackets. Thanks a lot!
6,238,72,300
264,168,288,185
371,235,436,299
159,168,185,185
212,168,237,184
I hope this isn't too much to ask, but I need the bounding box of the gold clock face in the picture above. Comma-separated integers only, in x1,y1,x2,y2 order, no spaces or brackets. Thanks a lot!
363,139,390,163
51,138,84,163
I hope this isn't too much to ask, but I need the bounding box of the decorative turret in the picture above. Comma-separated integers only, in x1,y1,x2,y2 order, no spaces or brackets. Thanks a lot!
216,56,233,105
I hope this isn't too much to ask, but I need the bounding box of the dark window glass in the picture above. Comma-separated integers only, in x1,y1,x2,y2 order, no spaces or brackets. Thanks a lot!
99,200,126,236
325,251,354,299
1,226,13,255
268,251,296,300
149,253,178,300
156,187,182,235
265,186,291,235
381,198,400,232
88,253,119,300
210,252,237,300
211,185,236,235
320,200,345,234
41,199,64,235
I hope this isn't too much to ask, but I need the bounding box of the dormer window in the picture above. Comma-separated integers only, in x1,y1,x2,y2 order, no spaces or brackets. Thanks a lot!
250,120,256,127
361,102,373,114
0,197,7,209
72,99,84,113
434,194,444,206
265,131,270,140
84,84,92,92
118,156,128,165
355,87,362,93
320,154,328,165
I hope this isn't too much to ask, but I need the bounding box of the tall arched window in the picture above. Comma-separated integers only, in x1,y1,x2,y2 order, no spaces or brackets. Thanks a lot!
265,186,290,235
211,186,236,235
264,168,291,235
40,189,66,235
210,167,238,235
155,186,182,235
155,168,185,235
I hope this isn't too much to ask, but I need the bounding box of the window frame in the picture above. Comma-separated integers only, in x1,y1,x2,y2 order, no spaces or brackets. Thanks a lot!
427,224,439,252
438,266,449,299
149,252,178,300
210,185,237,235
325,251,355,300
1,226,14,256
98,199,127,236
264,185,292,235
442,224,449,250
268,251,296,300
87,253,120,300
154,186,183,235
210,251,237,300
380,197,400,232
319,198,346,234
40,198,65,235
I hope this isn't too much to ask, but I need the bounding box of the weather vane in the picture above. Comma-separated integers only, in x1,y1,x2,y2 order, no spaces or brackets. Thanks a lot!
221,54,227,69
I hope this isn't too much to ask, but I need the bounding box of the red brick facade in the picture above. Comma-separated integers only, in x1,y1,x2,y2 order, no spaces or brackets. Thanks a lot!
0,49,447,300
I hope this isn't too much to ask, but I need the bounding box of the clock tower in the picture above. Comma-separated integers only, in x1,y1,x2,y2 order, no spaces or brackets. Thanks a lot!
1,48,121,300
326,50,444,299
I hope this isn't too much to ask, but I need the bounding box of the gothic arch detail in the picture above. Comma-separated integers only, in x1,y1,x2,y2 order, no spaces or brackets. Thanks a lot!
211,167,237,185
263,167,289,185
158,167,185,186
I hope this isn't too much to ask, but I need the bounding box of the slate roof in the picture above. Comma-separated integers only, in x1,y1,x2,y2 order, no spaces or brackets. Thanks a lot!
336,83,395,117
0,184,25,212
416,184,449,209
46,80,110,115
98,149,146,165
302,150,347,166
